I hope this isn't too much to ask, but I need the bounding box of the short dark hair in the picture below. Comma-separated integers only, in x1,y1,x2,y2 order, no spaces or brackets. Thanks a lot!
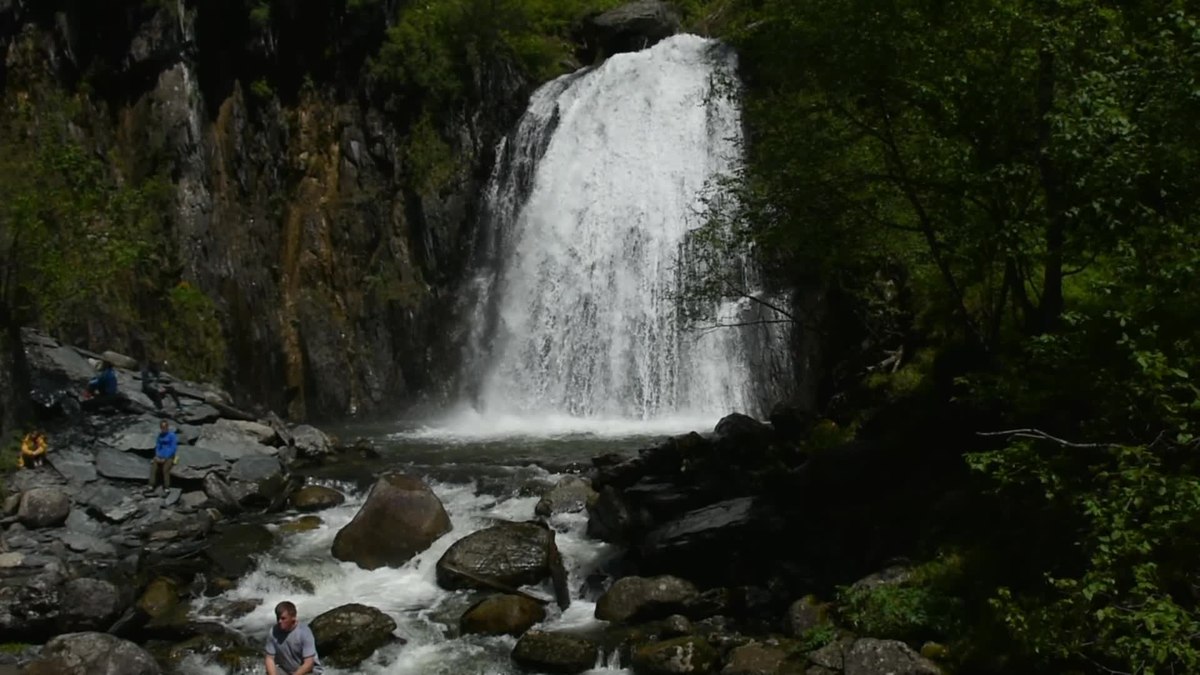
274,600,297,618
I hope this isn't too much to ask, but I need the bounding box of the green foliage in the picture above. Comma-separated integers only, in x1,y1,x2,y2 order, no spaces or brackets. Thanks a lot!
796,622,838,652
0,92,167,335
247,1,270,28
402,112,457,194
249,78,274,101
969,441,1200,673
836,557,965,643
155,281,226,381
708,2,1200,669
371,0,628,106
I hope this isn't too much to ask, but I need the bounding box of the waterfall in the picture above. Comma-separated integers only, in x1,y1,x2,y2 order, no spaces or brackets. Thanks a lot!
462,35,788,428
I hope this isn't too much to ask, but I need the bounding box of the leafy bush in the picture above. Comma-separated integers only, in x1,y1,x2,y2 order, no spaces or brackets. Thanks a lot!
836,557,965,643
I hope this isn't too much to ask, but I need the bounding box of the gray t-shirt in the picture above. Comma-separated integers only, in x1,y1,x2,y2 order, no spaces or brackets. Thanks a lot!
265,621,323,674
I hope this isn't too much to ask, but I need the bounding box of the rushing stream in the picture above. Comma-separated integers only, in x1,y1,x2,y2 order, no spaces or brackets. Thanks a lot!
183,33,784,675
185,425,655,675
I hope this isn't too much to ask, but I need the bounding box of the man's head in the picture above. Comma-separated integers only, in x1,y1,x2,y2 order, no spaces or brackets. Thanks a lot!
159,420,169,433
275,601,298,631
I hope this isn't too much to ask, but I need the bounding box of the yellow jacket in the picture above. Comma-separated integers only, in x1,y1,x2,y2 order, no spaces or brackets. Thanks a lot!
18,433,47,467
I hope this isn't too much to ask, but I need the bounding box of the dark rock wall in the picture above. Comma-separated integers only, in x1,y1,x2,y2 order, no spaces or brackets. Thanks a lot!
0,0,531,421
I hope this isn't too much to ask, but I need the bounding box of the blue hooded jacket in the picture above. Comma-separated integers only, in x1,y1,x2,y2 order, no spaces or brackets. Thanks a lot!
155,429,178,460
88,366,118,396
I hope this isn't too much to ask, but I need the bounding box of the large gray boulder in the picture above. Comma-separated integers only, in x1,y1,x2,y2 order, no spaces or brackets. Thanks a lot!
24,631,161,674
631,636,719,674
332,474,452,570
460,594,545,637
535,475,597,517
436,521,561,592
511,630,599,674
579,1,681,61
844,638,942,675
0,566,63,641
595,575,698,624
309,603,399,668
57,578,124,632
17,487,71,528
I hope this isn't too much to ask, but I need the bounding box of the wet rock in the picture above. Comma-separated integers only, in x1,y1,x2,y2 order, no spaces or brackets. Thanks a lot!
100,350,139,370
279,515,323,534
579,1,681,61
290,485,345,512
77,482,140,523
511,630,599,674
535,475,597,517
843,638,942,675
332,474,452,570
58,578,123,632
137,577,180,620
18,487,71,528
586,485,637,543
310,602,400,667
631,635,719,674
638,497,764,582
25,631,161,674
808,638,854,671
460,594,546,637
595,575,699,624
205,523,275,580
436,521,559,591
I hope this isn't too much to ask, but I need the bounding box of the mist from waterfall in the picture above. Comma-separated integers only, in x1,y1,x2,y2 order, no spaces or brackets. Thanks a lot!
449,35,789,436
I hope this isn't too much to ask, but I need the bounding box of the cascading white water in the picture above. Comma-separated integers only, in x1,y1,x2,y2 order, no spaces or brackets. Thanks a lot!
466,35,778,427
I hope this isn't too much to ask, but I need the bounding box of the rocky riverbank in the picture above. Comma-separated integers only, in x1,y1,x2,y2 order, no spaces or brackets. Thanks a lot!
3,326,953,674
0,328,363,673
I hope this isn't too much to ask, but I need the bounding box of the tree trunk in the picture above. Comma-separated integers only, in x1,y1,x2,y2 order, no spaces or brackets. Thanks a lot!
1036,49,1065,332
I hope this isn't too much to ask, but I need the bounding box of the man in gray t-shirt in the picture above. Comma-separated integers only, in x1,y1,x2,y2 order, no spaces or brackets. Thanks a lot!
265,600,323,675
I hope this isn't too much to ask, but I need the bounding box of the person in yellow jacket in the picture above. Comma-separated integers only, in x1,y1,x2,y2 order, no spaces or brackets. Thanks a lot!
18,430,48,468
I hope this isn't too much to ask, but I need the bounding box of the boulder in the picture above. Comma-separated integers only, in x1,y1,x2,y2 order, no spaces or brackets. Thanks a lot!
436,521,558,591
57,578,124,632
722,643,803,675
25,631,161,674
579,1,681,61
100,350,140,370
595,575,699,624
309,603,399,668
785,595,831,639
17,487,71,528
290,485,345,512
535,475,597,517
137,577,179,620
205,524,276,580
0,567,63,641
291,424,334,458
332,474,451,570
843,638,942,675
511,630,599,674
460,594,546,637
203,473,242,514
631,635,719,674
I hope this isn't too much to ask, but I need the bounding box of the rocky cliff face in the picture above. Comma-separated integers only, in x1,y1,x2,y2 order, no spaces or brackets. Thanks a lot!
0,0,530,421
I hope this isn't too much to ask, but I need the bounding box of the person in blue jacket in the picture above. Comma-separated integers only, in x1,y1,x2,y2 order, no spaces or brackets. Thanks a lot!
149,419,179,491
82,361,129,412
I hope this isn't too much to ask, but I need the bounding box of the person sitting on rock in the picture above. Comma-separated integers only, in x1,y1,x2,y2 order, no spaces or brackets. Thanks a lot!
17,430,48,469
140,359,182,411
82,360,129,412
149,419,178,492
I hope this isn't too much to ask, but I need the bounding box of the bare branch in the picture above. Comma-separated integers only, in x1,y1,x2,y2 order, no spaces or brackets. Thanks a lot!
977,428,1118,449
